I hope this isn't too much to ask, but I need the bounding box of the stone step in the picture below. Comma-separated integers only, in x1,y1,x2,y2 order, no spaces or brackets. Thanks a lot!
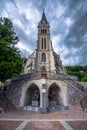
0,94,16,112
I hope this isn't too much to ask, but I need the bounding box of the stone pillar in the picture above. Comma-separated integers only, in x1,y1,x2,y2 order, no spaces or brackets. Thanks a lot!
41,84,48,113
62,88,68,106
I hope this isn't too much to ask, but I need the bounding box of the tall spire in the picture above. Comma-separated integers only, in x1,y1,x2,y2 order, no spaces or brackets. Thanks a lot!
40,9,48,24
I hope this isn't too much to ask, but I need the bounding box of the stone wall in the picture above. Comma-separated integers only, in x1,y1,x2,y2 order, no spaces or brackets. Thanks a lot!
67,84,84,105
4,76,85,110
67,75,78,81
5,81,22,107
78,82,87,93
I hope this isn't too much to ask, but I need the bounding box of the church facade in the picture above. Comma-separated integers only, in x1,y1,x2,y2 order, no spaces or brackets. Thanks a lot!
5,11,85,113
22,10,68,111
24,10,65,76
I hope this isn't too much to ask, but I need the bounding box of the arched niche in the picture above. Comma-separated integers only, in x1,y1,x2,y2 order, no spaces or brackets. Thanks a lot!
48,83,63,106
24,84,40,106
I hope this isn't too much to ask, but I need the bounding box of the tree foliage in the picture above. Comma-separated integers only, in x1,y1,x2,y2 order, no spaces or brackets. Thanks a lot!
66,65,87,81
0,17,23,82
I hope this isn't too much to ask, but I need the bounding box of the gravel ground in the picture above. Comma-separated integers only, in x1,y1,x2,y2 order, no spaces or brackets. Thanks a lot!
67,121,87,130
0,108,87,119
23,121,65,130
0,108,87,130
0,121,22,130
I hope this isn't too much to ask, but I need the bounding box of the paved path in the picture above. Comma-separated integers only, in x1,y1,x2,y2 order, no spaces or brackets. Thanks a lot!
0,118,87,121
60,120,74,130
15,120,29,130
0,118,87,130
0,109,87,130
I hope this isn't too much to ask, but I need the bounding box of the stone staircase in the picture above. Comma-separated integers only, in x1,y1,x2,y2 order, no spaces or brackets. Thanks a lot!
80,94,87,112
71,105,83,112
5,72,86,95
53,73,85,94
0,94,16,112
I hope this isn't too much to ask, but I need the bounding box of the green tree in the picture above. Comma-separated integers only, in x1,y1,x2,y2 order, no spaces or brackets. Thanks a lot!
66,65,87,81
0,17,23,82
81,74,87,81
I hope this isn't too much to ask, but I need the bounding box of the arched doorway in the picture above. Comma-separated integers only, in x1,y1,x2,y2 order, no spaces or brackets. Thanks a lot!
48,83,62,106
24,84,40,106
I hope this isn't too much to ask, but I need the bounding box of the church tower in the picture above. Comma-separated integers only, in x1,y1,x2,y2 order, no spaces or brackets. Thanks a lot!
35,9,56,77
24,10,65,77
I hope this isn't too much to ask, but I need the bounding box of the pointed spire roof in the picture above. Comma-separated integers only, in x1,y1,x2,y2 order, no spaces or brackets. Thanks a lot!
40,9,48,24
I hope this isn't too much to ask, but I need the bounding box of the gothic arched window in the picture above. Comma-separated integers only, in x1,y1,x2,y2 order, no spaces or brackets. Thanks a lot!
41,38,46,49
42,38,44,49
41,29,47,34
42,53,46,62
44,38,46,49
45,29,47,33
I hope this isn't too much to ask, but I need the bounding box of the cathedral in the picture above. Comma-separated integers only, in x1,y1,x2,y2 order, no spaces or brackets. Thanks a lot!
24,10,65,76
23,10,67,111
4,10,85,113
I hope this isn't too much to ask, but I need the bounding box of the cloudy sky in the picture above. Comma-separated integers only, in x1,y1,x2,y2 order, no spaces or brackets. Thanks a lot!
0,0,87,65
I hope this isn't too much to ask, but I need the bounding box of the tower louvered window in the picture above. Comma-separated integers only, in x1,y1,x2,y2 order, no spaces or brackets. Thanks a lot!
41,38,46,49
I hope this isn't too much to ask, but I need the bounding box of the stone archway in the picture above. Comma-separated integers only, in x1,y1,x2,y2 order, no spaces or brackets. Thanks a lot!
48,83,63,107
24,84,40,106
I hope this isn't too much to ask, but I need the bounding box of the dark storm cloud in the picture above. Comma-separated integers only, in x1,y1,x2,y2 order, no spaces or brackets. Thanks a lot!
64,12,87,48
0,0,87,65
14,25,36,50
31,0,47,10
61,0,87,65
